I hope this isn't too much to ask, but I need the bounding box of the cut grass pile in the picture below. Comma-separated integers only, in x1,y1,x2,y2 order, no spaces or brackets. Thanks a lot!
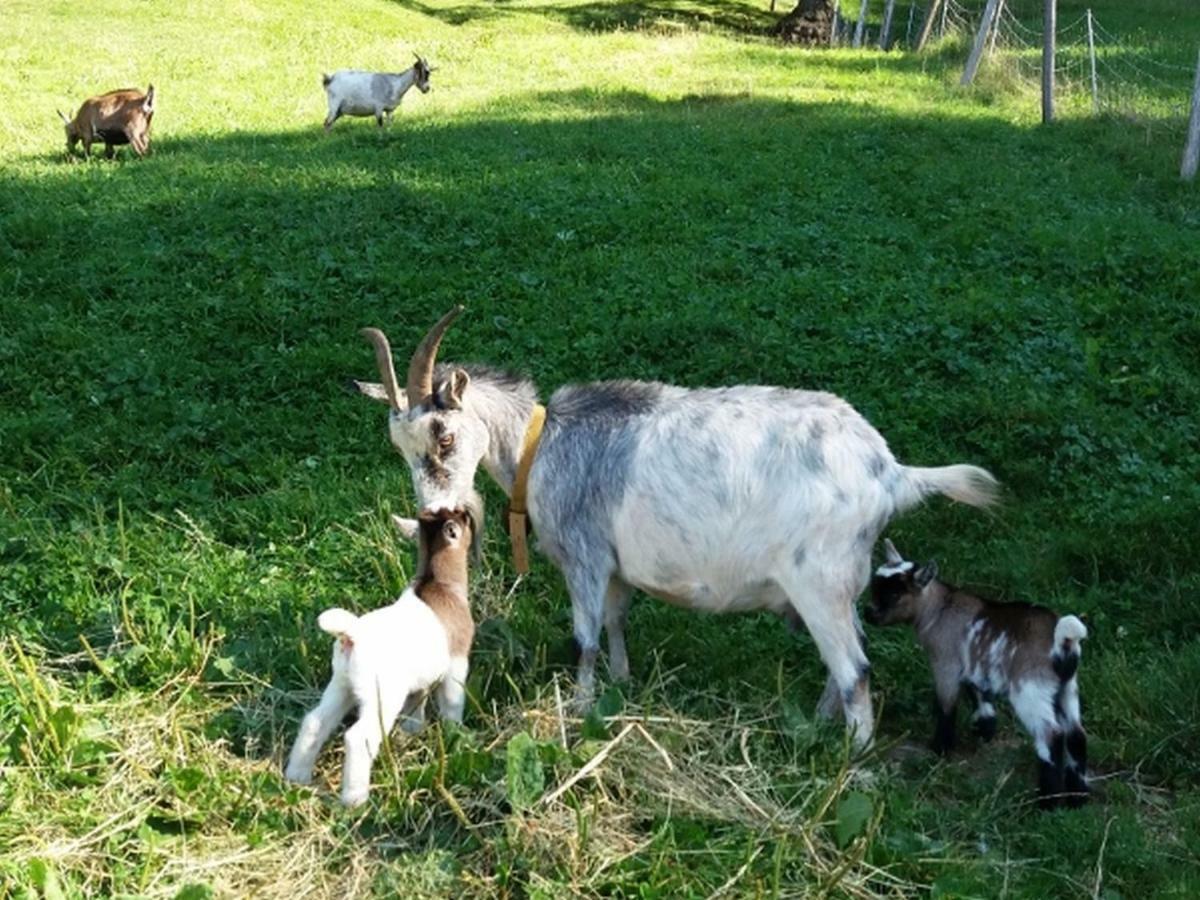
2,0,1199,896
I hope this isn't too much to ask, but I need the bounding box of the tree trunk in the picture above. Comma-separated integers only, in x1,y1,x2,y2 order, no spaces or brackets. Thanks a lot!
775,0,838,45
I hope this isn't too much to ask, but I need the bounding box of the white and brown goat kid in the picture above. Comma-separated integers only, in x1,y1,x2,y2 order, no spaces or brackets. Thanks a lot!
284,507,475,807
866,540,1088,809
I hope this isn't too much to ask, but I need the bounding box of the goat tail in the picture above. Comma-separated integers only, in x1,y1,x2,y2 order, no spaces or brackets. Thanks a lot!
1051,615,1087,680
317,607,360,640
895,464,1000,513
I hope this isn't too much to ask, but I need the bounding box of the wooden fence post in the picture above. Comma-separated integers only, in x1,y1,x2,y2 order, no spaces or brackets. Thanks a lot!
915,0,943,51
853,0,869,48
1043,0,1057,122
1182,48,1200,181
961,0,1002,85
1086,8,1099,112
880,0,897,49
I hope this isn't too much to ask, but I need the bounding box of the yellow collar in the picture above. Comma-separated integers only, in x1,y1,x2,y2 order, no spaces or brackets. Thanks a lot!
508,403,545,573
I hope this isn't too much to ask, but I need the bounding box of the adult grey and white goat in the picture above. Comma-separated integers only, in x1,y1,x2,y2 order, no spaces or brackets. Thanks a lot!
352,308,999,747
865,539,1088,808
321,55,432,130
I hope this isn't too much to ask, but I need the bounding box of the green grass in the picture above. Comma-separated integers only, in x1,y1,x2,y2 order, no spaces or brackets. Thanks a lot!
2,0,1199,896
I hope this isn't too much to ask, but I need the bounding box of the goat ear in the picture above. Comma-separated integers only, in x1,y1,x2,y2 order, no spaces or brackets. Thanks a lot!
437,368,470,410
915,561,938,588
57,109,70,125
143,85,155,112
390,514,418,542
883,538,903,566
347,379,404,406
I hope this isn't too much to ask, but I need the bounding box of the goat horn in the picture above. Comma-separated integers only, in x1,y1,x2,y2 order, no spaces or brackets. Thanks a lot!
406,305,464,410
360,327,403,412
57,109,70,124
883,538,903,565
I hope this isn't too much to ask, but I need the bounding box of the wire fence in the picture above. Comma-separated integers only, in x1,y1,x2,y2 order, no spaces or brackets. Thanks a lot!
990,1,1196,120
829,1,1197,123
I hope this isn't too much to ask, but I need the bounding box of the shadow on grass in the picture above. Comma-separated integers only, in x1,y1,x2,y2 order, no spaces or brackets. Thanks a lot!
391,0,779,35
2,87,1194,504
2,86,1198,654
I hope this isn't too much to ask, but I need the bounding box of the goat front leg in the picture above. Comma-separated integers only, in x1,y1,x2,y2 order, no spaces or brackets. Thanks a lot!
604,579,633,682
931,665,961,755
284,677,355,785
437,656,470,724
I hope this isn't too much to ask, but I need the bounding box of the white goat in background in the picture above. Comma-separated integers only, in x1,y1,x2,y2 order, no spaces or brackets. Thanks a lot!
321,55,432,131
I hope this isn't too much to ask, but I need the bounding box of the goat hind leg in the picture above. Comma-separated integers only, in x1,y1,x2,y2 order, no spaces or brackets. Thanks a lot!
1064,726,1089,806
284,678,355,785
398,691,428,734
565,563,608,711
816,605,867,720
341,689,406,807
784,577,873,748
604,579,634,682
1059,682,1088,804
1035,730,1067,810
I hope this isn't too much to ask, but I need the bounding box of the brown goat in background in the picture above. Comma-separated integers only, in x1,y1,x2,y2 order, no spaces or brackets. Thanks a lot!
58,85,155,159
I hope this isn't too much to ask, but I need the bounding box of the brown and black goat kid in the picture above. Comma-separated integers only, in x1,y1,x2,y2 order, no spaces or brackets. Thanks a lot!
866,540,1089,809
58,85,155,159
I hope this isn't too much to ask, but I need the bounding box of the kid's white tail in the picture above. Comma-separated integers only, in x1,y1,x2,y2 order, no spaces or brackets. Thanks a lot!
1053,615,1088,654
317,608,360,639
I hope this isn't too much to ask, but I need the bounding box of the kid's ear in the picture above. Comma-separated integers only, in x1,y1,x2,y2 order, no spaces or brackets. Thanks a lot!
915,560,939,588
390,514,418,542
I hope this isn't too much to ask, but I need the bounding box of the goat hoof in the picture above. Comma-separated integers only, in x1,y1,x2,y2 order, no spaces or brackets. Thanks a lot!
341,787,369,808
973,717,997,742
283,765,313,785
